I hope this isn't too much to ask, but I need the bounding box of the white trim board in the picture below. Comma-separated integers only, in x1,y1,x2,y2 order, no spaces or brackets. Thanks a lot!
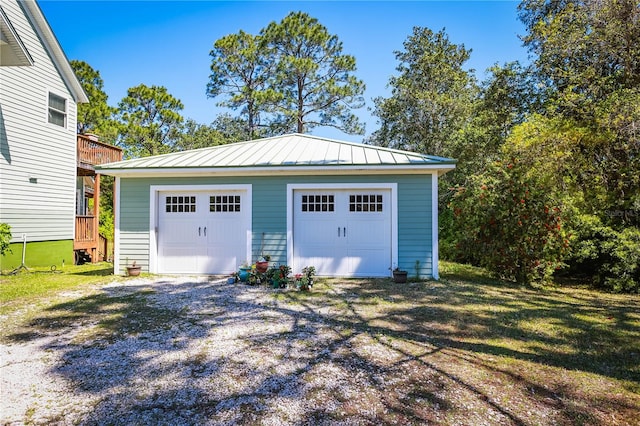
431,172,440,280
114,177,121,273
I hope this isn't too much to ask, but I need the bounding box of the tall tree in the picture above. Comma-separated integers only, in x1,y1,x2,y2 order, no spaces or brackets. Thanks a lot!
210,113,254,143
456,62,540,174
176,119,226,151
519,0,640,117
518,0,640,218
207,31,276,139
369,27,477,157
116,84,184,158
261,11,365,134
70,60,115,139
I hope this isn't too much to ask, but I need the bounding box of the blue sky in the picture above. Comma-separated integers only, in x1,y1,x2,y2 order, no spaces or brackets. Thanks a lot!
39,1,529,142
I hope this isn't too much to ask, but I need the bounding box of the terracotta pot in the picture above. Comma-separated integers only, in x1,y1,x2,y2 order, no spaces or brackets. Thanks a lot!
126,266,141,277
255,261,269,273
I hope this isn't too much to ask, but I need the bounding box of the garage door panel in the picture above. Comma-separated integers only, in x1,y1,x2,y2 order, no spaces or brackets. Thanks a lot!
199,254,238,275
348,248,390,276
298,255,349,277
295,218,338,243
293,188,391,277
159,246,198,273
157,190,249,274
160,220,199,243
346,219,389,248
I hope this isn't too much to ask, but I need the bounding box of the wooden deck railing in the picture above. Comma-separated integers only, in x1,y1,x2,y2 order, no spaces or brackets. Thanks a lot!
77,134,122,167
98,234,113,262
75,215,95,243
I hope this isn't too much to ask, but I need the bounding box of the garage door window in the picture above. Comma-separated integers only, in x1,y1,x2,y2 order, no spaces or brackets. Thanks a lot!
349,194,383,212
210,195,241,212
166,196,196,213
301,194,334,212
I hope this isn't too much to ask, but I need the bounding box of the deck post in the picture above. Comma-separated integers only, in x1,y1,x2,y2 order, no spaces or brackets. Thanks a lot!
92,173,100,262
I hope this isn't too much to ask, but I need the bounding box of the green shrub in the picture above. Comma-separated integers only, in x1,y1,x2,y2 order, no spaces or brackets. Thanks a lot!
0,223,12,256
569,215,640,293
449,158,568,285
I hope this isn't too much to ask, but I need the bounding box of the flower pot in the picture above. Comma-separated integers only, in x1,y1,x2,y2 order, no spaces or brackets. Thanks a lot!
393,270,408,283
227,277,236,284
238,267,251,282
255,261,269,273
126,266,141,277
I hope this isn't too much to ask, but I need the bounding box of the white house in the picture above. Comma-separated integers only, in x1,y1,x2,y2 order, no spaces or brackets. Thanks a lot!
0,0,88,269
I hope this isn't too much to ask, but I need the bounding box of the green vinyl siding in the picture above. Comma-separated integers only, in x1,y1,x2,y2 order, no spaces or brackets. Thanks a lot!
397,177,433,278
251,179,287,264
117,174,435,277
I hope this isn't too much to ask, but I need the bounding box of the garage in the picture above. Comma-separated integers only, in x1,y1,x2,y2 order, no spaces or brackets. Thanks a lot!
100,134,456,278
156,188,250,274
292,186,393,277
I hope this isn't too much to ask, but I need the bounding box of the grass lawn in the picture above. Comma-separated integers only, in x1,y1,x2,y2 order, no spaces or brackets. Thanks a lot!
1,261,639,424
0,263,117,315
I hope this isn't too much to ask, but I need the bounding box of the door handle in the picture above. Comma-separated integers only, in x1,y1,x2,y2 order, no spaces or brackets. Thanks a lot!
204,227,207,237
198,226,201,236
338,227,340,237
344,227,346,237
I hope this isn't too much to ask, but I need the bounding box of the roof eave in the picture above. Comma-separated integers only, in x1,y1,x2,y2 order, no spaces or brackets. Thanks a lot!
97,163,457,178
21,0,88,103
0,5,34,66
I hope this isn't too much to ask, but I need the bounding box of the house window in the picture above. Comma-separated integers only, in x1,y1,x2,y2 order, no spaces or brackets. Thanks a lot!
48,92,67,127
301,194,334,212
166,196,196,213
349,194,383,212
210,195,241,212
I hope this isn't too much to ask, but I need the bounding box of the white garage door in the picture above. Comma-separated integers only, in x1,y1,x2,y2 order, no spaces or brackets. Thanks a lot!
293,189,391,277
157,191,249,274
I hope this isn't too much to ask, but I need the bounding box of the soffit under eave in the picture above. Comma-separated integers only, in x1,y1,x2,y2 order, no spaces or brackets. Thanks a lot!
0,5,33,66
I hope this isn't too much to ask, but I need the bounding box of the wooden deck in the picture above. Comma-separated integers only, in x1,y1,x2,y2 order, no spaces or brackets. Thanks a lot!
74,135,122,262
77,134,123,175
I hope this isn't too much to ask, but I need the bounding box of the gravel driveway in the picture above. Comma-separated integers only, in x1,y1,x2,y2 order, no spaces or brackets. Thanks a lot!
1,276,456,425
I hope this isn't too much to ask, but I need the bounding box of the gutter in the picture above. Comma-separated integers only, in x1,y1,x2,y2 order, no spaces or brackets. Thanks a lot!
96,163,457,178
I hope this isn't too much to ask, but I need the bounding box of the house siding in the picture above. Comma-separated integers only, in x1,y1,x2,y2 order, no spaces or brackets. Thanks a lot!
117,174,434,277
397,178,433,278
0,0,78,247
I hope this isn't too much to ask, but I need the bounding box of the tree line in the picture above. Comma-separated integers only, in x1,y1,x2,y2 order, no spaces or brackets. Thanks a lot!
76,2,639,292
73,12,365,158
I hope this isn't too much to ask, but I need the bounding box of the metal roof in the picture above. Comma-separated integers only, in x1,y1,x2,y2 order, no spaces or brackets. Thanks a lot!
97,133,456,176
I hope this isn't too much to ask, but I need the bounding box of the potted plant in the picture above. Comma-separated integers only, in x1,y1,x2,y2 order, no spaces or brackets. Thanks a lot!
247,268,262,285
238,262,251,282
268,264,291,288
126,260,141,277
255,254,270,273
295,265,316,291
392,267,408,283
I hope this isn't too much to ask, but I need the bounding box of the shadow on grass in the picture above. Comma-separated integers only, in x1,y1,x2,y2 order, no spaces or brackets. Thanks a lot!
69,266,114,276
5,271,640,425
